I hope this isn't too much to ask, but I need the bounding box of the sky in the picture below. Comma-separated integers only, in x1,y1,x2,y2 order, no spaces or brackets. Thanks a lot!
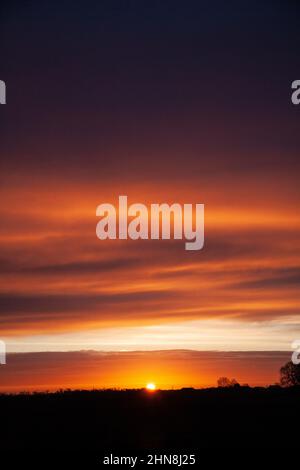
0,0,300,389
0,351,291,391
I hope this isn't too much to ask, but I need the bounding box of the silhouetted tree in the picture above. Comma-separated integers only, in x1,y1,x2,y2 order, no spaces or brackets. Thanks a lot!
280,361,300,387
217,377,230,387
217,377,240,388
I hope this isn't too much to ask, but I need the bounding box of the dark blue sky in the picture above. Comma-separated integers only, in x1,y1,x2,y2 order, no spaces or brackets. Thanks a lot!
1,0,299,180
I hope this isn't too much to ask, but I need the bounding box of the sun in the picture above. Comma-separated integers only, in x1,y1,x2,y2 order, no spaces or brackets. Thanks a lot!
146,383,156,391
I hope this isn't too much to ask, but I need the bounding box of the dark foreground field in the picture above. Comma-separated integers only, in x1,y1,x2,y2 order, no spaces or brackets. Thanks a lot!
0,386,299,455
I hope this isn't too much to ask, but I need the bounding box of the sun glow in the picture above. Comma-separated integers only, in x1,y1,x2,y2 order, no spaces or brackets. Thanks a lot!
146,382,156,391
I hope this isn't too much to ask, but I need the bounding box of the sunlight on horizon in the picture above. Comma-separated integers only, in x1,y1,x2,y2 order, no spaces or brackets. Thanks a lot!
146,383,156,391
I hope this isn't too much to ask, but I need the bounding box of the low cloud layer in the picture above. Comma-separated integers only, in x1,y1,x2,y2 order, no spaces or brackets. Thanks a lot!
0,350,290,392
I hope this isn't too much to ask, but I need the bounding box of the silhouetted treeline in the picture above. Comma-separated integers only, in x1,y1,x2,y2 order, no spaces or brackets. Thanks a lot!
0,385,299,455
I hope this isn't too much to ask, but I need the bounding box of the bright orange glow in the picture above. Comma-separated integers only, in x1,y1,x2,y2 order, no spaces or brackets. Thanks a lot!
1,171,300,389
146,383,156,391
